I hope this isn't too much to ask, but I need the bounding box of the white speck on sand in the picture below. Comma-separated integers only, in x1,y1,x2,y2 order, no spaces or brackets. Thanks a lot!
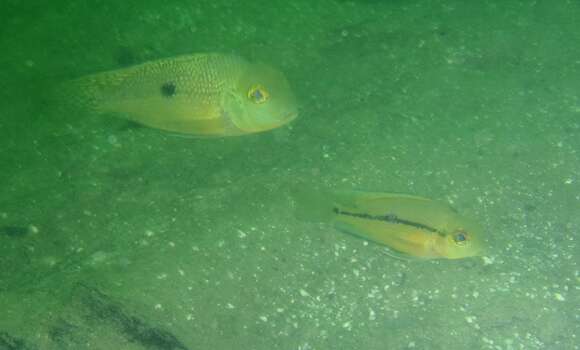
483,256,495,265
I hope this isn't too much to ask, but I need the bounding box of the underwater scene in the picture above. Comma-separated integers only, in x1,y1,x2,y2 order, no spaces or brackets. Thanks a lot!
0,1,578,349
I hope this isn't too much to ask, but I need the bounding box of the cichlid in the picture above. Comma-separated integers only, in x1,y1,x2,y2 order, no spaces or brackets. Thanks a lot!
293,189,484,260
58,53,298,136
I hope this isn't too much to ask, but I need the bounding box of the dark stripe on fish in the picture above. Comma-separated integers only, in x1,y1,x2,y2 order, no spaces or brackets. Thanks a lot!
333,208,445,236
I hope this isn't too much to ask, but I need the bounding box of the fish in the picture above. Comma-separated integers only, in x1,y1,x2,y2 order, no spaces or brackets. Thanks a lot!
57,53,298,136
293,189,484,260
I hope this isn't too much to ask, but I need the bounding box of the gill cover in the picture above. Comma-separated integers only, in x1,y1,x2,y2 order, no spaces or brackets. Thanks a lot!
230,63,298,133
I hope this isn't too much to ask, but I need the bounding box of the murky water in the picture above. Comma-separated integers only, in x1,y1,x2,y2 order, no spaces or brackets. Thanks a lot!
1,1,578,349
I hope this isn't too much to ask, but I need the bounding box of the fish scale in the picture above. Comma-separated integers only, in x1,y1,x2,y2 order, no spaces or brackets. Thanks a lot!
56,53,298,136
294,189,485,260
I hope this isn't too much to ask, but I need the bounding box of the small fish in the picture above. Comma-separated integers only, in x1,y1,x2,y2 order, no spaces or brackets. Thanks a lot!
293,189,484,260
58,53,298,136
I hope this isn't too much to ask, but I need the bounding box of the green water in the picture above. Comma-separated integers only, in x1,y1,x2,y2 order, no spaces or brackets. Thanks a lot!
0,1,578,349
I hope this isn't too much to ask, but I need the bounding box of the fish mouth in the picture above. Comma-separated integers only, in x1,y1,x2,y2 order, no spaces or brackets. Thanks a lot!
234,110,298,133
262,111,296,131
283,110,299,122
267,111,297,128
276,111,298,129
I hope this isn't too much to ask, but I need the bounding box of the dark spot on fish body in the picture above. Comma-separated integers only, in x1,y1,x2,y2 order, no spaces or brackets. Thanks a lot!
161,82,177,97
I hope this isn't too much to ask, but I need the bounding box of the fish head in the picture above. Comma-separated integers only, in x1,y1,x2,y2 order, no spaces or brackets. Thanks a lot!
227,63,298,134
434,218,485,259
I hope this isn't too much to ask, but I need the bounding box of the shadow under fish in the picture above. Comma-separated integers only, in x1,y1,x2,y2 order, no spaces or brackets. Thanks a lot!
0,331,36,350
49,283,190,350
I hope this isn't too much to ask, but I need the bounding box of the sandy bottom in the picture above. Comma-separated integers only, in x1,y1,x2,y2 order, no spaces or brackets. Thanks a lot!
0,1,578,349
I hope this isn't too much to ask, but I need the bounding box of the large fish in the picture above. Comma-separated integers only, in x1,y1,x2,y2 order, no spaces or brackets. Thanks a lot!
58,53,298,136
293,189,485,260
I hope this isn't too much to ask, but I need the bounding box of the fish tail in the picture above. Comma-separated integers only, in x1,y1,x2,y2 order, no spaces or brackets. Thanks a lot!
51,69,130,114
48,79,97,115
291,185,336,223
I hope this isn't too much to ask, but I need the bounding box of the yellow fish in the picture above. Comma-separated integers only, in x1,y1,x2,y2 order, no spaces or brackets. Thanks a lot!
59,53,298,136
294,189,484,260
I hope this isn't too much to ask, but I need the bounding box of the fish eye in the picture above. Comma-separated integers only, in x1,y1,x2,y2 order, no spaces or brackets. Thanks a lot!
247,84,269,104
452,230,470,246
